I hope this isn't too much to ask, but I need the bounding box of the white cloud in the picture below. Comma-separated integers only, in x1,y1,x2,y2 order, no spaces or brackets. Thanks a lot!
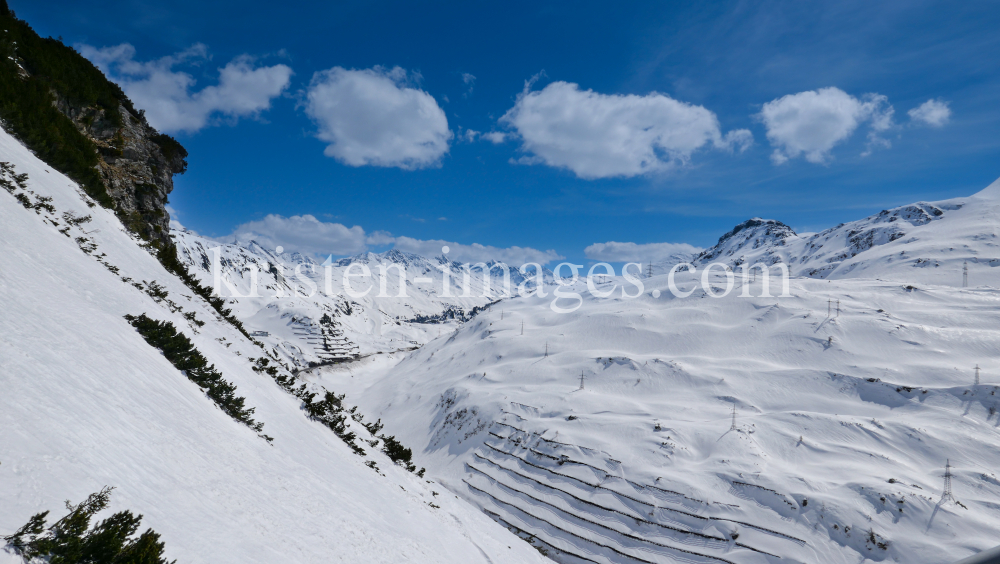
213,214,559,264
391,236,563,265
498,81,752,179
365,230,396,246
908,99,951,127
481,131,508,144
464,130,508,144
224,214,368,256
79,43,292,134
584,241,700,262
304,66,452,169
759,87,894,164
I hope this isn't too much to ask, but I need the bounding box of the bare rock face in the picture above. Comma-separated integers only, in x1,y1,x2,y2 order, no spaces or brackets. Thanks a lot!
54,97,186,247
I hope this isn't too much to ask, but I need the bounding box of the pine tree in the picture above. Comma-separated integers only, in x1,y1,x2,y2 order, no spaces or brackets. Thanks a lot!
3,487,175,564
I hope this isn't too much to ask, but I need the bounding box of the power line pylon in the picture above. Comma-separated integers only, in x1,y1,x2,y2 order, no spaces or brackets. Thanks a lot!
963,261,969,288
975,365,981,385
730,403,737,431
579,372,585,390
942,459,955,503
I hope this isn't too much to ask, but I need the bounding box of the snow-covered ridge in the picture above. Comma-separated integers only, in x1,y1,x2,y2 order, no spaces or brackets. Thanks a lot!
691,185,1000,286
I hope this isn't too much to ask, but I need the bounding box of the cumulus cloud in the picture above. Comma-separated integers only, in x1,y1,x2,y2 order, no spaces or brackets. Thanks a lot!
908,99,951,127
223,214,368,256
391,237,563,265
759,87,894,164
304,66,452,169
215,214,560,264
584,241,700,262
79,43,292,134
498,81,752,179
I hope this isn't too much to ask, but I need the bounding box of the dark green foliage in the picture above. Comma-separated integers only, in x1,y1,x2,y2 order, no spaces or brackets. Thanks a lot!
143,280,169,302
379,434,416,471
62,211,93,226
252,357,366,455
152,133,188,174
363,418,384,436
250,357,424,473
301,388,365,456
124,313,267,439
0,11,119,207
32,194,54,213
3,486,174,564
1,165,59,214
182,311,205,327
249,359,425,471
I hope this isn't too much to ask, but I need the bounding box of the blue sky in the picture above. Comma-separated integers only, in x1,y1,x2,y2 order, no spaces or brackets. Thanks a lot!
15,0,1000,264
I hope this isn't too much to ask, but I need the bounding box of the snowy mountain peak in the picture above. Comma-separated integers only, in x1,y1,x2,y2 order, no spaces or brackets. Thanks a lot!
686,179,1000,285
695,217,796,264
336,248,427,267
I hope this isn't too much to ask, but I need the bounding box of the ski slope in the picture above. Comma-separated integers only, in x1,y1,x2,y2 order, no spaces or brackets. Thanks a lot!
0,127,549,564
319,185,1000,563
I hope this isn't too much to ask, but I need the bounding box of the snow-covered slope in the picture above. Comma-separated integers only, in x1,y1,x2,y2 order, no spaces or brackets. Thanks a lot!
693,182,1000,286
325,274,1000,563
316,183,1000,563
172,229,547,369
0,127,549,564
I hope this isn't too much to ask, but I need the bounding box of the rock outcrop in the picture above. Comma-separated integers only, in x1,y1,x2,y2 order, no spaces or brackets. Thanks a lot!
53,98,186,246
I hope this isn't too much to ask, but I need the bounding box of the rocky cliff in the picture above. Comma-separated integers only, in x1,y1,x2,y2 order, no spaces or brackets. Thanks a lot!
55,97,187,245
0,0,186,248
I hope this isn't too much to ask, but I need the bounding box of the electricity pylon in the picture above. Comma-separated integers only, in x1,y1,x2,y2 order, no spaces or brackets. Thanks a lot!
941,459,955,503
